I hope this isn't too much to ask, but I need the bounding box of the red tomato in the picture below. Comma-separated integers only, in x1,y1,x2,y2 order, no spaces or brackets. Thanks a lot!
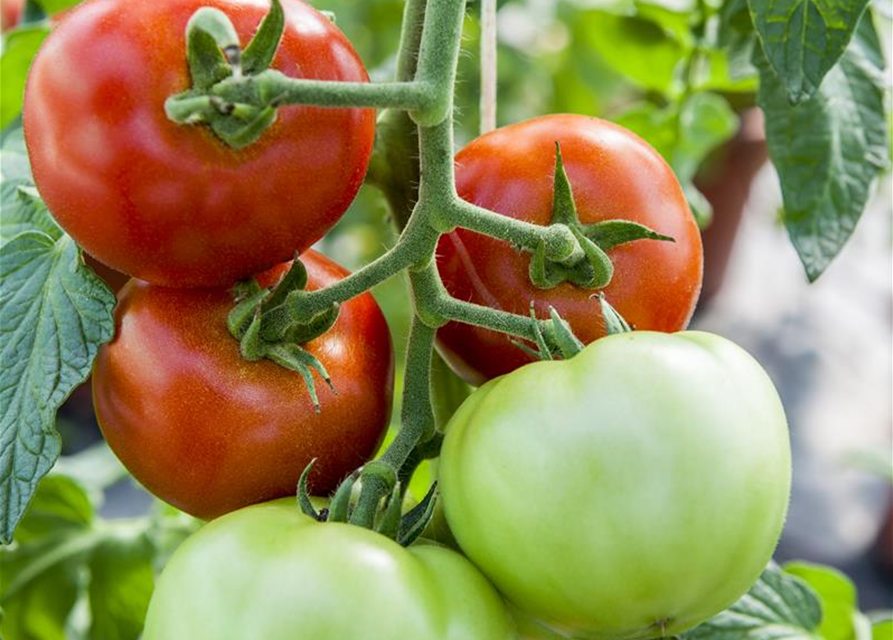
1,0,23,31
24,0,375,287
436,115,703,385
92,250,394,520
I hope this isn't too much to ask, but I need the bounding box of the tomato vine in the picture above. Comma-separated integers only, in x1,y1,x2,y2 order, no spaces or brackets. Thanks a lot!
164,0,663,536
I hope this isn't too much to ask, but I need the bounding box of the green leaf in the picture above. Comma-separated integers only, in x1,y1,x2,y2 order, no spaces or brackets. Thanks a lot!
784,562,861,640
616,92,738,227
0,187,61,246
756,14,889,281
33,0,81,15
683,562,823,640
717,0,759,82
88,532,155,640
748,0,871,102
0,557,80,640
0,25,50,130
675,92,739,181
53,443,127,495
0,233,116,544
12,475,93,544
872,618,893,640
0,122,61,246
576,11,686,95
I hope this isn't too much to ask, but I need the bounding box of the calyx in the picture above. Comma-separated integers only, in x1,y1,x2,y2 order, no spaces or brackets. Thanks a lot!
227,258,340,411
528,143,674,290
164,0,287,148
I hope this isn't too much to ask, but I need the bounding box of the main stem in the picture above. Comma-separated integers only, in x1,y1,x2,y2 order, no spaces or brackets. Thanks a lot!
176,0,588,534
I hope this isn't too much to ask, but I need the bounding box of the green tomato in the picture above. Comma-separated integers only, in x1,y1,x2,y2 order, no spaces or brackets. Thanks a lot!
143,501,515,640
440,331,791,640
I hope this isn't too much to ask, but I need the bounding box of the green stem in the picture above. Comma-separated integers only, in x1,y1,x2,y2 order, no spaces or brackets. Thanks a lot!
212,75,435,111
410,0,466,126
350,318,435,527
365,0,428,229
445,199,579,261
178,0,592,538
395,0,427,82
411,263,544,341
261,213,438,339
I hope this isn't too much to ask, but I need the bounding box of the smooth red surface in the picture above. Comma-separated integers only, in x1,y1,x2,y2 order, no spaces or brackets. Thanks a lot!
1,0,22,31
93,250,394,520
436,115,703,385
24,0,375,287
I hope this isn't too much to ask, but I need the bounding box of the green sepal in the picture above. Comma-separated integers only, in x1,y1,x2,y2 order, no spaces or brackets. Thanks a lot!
327,472,358,523
208,103,279,150
227,286,267,339
544,306,585,358
185,8,239,90
398,483,438,547
524,303,554,360
598,294,632,335
231,278,263,301
238,309,265,361
164,94,218,125
266,343,333,412
282,304,340,345
512,304,585,362
167,1,288,148
528,143,674,291
374,482,403,539
296,459,321,520
582,219,675,251
550,143,578,226
528,240,565,289
242,0,285,75
568,225,613,289
263,256,308,311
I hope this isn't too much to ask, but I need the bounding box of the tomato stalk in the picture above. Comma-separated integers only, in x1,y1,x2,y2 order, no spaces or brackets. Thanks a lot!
169,0,645,539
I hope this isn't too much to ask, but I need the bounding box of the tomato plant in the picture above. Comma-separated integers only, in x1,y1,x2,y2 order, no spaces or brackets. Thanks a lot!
1,0,889,636
92,250,394,520
22,0,375,287
440,331,792,640
142,500,516,640
436,115,703,384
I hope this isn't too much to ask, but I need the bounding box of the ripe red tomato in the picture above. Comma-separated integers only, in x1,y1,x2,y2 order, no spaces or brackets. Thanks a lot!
92,250,394,520
1,0,23,31
436,115,703,385
24,0,375,287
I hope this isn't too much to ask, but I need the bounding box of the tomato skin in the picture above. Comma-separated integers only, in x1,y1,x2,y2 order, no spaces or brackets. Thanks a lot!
1,0,23,31
143,501,516,640
92,250,394,520
436,115,703,385
440,331,791,640
24,0,375,287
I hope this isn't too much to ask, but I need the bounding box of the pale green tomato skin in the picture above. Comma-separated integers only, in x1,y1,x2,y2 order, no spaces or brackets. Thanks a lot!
143,501,515,640
440,331,791,640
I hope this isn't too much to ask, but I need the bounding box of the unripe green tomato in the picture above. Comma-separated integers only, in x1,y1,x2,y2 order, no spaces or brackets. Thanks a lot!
440,331,791,640
143,501,515,640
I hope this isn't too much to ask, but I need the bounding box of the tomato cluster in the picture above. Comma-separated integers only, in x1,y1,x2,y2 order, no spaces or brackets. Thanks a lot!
21,0,792,638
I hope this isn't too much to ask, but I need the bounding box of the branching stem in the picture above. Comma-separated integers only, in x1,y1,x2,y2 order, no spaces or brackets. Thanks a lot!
174,0,591,538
